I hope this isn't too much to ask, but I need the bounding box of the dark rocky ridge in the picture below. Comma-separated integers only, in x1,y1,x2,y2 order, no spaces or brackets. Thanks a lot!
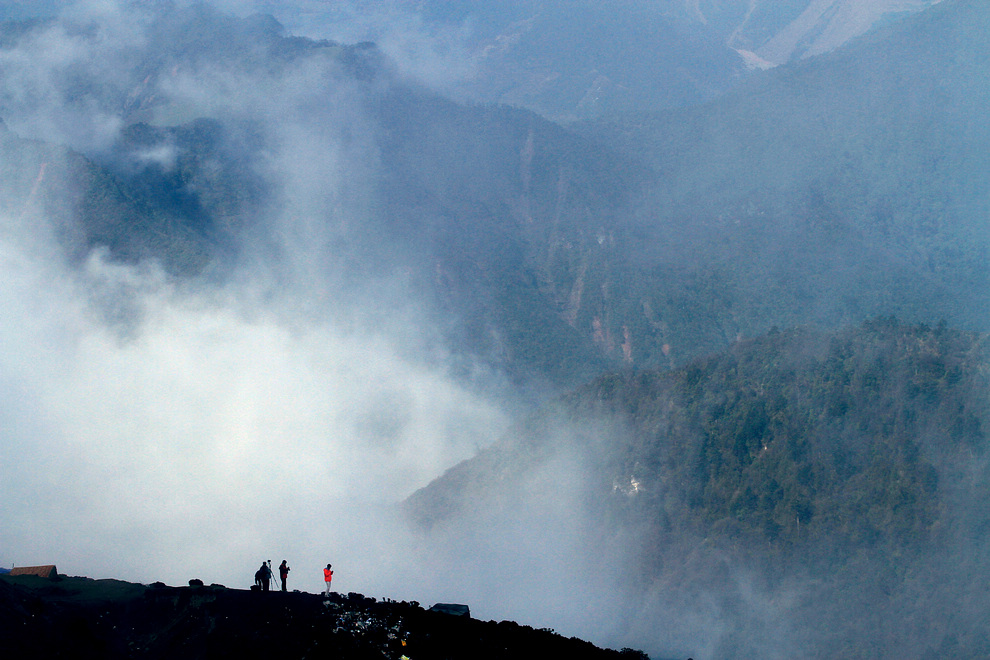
0,573,649,660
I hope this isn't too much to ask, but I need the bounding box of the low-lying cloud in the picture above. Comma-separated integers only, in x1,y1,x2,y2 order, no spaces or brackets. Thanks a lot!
0,0,511,596
0,3,838,658
0,211,510,586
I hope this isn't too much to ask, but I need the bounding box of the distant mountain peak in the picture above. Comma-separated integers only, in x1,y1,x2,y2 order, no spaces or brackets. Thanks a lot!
752,0,946,65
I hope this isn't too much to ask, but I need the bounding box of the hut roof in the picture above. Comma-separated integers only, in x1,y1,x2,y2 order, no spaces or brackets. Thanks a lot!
9,565,57,578
429,603,471,617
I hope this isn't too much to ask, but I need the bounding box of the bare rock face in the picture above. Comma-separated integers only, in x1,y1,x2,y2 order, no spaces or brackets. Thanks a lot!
748,0,946,65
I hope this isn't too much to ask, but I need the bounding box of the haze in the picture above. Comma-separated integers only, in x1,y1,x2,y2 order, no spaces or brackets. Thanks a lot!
0,1,974,659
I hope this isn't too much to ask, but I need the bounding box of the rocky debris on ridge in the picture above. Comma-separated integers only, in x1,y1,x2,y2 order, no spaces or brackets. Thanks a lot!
0,573,649,660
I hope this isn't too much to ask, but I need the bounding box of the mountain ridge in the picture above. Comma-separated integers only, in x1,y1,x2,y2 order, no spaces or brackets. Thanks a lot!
310,1,944,119
3,1,986,391
0,573,648,660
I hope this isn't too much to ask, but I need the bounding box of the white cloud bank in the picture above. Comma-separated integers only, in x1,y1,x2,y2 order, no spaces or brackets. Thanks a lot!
0,218,509,592
0,0,511,595
0,3,667,656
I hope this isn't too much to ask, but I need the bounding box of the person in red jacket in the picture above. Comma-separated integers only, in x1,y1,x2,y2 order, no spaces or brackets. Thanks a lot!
278,560,290,592
323,563,333,596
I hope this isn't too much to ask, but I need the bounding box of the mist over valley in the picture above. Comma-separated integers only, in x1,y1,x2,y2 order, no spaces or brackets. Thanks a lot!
0,1,987,658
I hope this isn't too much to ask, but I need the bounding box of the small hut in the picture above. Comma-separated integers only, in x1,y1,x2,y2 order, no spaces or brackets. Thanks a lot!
429,603,471,617
9,565,58,578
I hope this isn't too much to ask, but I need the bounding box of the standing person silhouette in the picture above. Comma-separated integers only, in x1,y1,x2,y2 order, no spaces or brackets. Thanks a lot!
257,561,271,591
323,563,333,597
278,560,290,592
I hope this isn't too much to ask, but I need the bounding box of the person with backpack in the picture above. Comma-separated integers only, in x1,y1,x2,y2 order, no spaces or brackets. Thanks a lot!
323,563,333,596
255,561,271,591
278,560,290,592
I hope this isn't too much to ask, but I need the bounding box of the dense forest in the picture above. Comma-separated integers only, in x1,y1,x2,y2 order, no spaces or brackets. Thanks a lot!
408,319,990,657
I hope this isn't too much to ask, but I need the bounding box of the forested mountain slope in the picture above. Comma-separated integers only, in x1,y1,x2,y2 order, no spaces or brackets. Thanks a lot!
1,1,984,392
0,6,648,390
578,0,990,362
407,319,990,657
